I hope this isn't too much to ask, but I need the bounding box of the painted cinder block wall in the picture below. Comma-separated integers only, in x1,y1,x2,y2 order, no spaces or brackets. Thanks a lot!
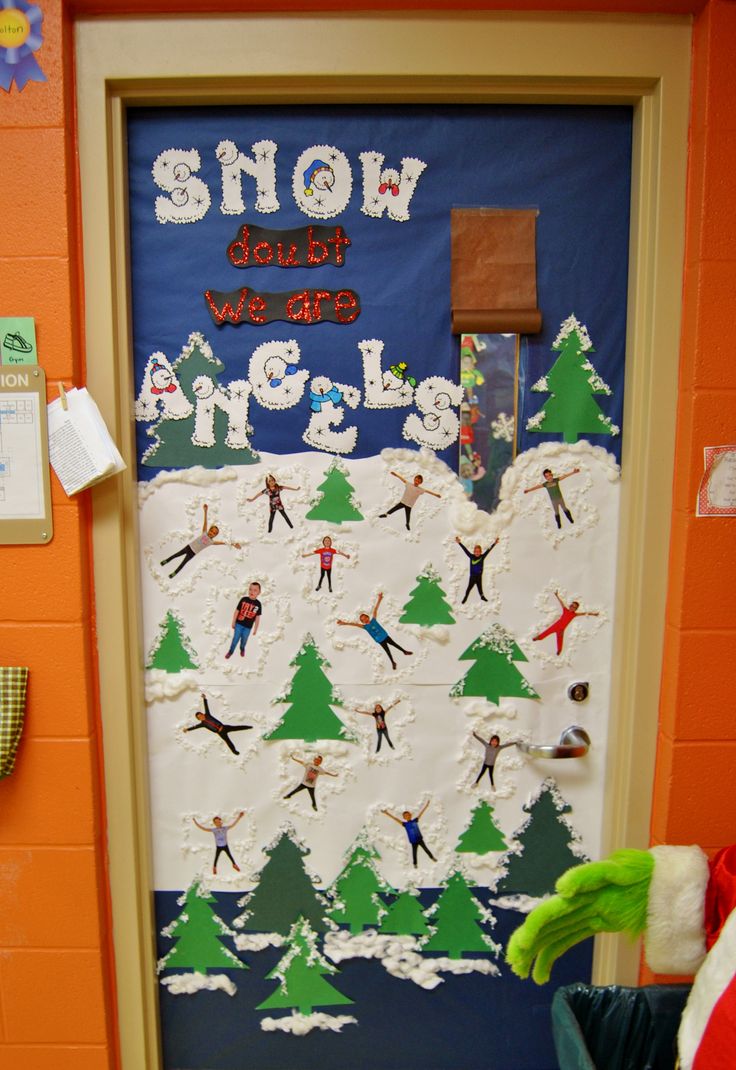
0,0,731,1063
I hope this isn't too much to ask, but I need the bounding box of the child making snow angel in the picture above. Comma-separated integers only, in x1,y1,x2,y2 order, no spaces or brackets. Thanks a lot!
523,467,580,528
183,693,252,755
337,592,412,670
382,800,436,867
302,536,350,592
283,754,337,811
248,474,299,533
192,812,245,874
533,590,599,656
354,699,401,752
160,503,241,578
471,732,518,788
379,471,441,531
455,535,499,603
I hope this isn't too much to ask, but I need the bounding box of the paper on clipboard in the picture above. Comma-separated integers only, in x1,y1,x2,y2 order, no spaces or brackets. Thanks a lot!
47,387,126,497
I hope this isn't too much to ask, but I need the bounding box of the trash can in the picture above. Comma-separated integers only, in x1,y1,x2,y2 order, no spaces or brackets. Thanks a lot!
551,983,692,1070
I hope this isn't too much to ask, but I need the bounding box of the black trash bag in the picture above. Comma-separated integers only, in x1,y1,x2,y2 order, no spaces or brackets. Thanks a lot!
551,983,692,1070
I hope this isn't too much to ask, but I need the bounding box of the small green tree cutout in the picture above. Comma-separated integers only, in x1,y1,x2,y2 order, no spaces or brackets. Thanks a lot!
329,839,392,934
378,890,430,937
400,565,455,626
450,623,540,704
456,801,508,855
257,916,354,1017
159,881,246,974
423,871,499,959
147,610,198,672
265,634,354,742
233,829,332,935
496,778,588,898
306,458,364,524
526,314,618,444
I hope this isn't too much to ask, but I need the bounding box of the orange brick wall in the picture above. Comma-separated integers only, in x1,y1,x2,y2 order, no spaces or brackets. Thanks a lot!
0,0,732,1061
0,1,118,1066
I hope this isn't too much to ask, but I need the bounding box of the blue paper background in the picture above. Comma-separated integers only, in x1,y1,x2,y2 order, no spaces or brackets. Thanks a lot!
127,104,631,476
130,105,630,1069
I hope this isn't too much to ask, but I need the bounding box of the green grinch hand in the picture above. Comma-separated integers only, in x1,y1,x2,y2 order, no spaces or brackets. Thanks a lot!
506,849,654,984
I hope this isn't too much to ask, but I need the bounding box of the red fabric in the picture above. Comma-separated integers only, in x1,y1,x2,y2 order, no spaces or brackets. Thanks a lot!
691,970,736,1070
705,845,736,950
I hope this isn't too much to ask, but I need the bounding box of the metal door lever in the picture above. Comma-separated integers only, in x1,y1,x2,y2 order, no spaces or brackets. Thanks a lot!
516,725,591,759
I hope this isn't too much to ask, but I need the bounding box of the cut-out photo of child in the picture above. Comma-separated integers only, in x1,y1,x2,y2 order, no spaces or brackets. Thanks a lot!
247,474,299,533
337,592,412,670
523,467,580,528
160,503,241,578
283,754,338,811
192,812,245,875
302,536,350,593
379,471,441,531
225,581,262,659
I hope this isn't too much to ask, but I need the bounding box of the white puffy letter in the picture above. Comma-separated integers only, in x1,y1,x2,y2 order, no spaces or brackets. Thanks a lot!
402,376,463,449
216,139,279,215
153,149,211,224
248,339,309,409
359,152,427,222
292,145,352,220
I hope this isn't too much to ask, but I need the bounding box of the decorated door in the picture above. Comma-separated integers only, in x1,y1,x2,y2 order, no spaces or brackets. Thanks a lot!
129,103,631,1068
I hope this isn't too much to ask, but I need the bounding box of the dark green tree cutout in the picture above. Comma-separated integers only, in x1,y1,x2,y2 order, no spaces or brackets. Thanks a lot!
265,634,354,742
146,610,198,672
257,916,353,1017
399,565,455,626
526,315,618,444
159,880,246,974
378,890,430,937
328,838,392,934
456,801,508,854
423,870,499,959
143,331,259,468
306,458,363,524
233,828,332,935
496,778,588,898
450,623,540,704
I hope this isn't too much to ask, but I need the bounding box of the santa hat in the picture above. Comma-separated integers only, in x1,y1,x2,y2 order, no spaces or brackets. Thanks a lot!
644,844,736,1070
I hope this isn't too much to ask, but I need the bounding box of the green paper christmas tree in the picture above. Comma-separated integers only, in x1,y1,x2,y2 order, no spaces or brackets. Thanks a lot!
159,881,246,974
450,623,540,704
143,331,259,468
146,610,198,672
423,871,499,960
400,565,455,626
265,634,354,742
328,838,392,934
526,315,618,444
257,916,353,1017
495,778,588,898
456,801,508,854
378,890,430,937
306,459,363,524
233,829,332,935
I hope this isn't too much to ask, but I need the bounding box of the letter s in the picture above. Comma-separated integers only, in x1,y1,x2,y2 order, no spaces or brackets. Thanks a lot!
152,148,211,224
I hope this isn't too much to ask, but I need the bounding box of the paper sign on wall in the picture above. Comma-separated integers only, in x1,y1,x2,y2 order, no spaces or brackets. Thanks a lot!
697,445,736,516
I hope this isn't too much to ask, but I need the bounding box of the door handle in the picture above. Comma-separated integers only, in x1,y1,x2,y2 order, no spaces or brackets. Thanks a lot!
516,725,591,759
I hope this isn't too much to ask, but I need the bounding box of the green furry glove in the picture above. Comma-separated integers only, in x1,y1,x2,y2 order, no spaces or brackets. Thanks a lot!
506,848,654,984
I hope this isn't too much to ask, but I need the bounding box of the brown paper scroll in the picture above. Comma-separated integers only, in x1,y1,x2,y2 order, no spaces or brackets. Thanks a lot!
450,208,542,335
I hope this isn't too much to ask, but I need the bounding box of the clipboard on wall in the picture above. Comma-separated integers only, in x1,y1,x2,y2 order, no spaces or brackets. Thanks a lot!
0,366,53,545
